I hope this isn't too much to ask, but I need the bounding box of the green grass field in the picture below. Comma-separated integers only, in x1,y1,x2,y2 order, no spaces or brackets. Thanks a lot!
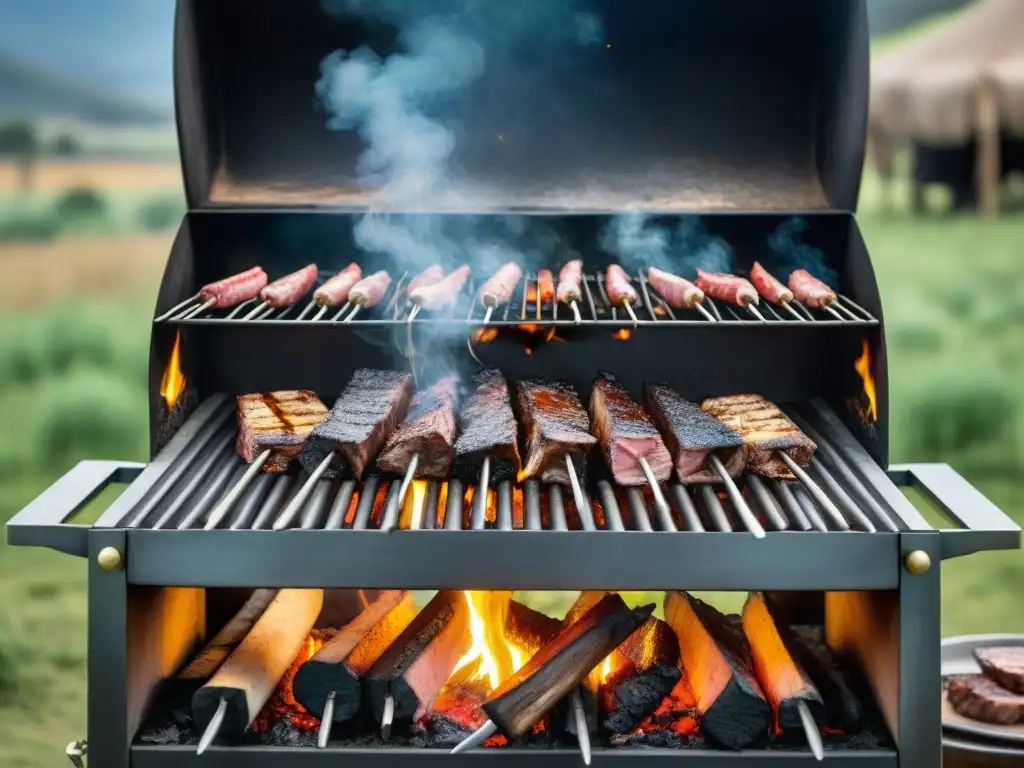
1,197,1023,765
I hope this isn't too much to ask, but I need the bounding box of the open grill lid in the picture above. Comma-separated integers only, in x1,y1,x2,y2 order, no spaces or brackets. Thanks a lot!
174,0,869,213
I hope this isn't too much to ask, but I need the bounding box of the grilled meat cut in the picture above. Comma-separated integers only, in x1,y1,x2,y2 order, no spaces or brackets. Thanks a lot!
605,265,638,306
557,259,584,304
788,270,836,309
261,264,319,307
298,369,414,480
314,263,362,307
644,384,746,484
695,270,759,308
479,262,523,308
947,674,1024,725
700,395,815,480
974,647,1024,695
647,266,704,309
376,375,463,479
589,373,672,485
235,391,329,472
516,379,597,486
410,265,471,311
750,262,794,306
453,369,520,484
200,267,268,308
407,265,445,297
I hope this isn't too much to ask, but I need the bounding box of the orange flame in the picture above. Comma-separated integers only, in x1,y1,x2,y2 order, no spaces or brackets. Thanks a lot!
612,329,631,341
451,591,519,691
475,328,499,343
854,340,878,422
399,480,430,530
596,652,616,684
160,331,186,410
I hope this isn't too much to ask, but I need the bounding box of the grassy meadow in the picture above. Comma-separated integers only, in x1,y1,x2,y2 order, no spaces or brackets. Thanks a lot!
0,160,1022,766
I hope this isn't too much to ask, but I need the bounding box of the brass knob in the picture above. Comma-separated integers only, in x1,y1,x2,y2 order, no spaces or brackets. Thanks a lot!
97,547,123,572
905,550,931,575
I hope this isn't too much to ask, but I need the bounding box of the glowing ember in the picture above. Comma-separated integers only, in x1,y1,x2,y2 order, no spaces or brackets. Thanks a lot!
399,480,430,529
612,329,632,341
253,630,330,733
450,591,518,690
624,675,700,738
159,331,186,410
475,328,499,343
854,340,878,422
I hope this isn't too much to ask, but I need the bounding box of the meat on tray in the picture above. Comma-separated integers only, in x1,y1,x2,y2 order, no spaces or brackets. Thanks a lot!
314,263,362,307
298,369,414,480
644,384,746,484
750,262,794,306
200,266,269,308
410,265,471,311
695,270,759,308
452,368,521,484
516,378,597,486
788,270,837,309
589,373,672,486
349,270,392,308
536,270,555,305
376,375,463,479
605,265,638,306
261,264,319,307
700,394,816,480
236,391,330,472
647,267,704,309
974,647,1024,695
947,674,1024,725
557,259,584,304
479,262,523,308
407,265,445,297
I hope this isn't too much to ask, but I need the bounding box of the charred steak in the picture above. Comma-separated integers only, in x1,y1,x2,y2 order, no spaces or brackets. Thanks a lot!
376,375,463,480
947,674,1024,725
589,373,672,486
700,394,815,480
974,647,1024,695
516,378,597,486
235,391,329,472
298,369,414,480
644,384,746,484
453,369,520,483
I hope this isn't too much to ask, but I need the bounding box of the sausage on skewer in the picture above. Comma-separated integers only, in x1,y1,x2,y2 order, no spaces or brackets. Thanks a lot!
409,265,471,312
314,263,362,308
788,270,837,309
647,266,705,309
200,267,269,309
261,264,320,308
478,262,523,322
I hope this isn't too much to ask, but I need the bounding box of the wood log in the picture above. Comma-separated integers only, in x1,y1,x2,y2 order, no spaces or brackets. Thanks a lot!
788,626,866,733
292,590,415,723
481,594,654,741
663,591,770,749
363,590,471,724
600,614,681,733
562,591,609,738
742,592,824,734
608,674,700,747
192,589,324,743
178,589,278,680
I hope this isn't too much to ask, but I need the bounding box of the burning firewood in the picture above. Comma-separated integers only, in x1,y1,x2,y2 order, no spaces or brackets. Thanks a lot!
177,589,278,682
363,590,471,737
451,594,654,754
788,625,867,734
192,589,324,754
742,592,825,759
608,674,701,747
292,590,416,747
663,591,771,750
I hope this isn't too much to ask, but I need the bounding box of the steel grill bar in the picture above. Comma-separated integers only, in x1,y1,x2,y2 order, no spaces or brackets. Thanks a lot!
299,482,332,530
597,481,625,531
809,459,876,532
352,478,379,530
421,482,440,530
699,486,733,532
444,479,464,530
668,485,701,532
177,458,241,530
497,482,513,530
380,482,404,532
228,473,273,530
626,489,653,532
745,476,789,531
324,481,356,530
148,433,235,530
524,480,542,530
250,476,295,530
771,480,812,531
469,485,488,530
549,486,569,531
792,486,829,532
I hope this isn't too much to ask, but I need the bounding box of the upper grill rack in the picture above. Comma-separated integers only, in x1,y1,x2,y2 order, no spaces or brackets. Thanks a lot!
110,397,897,535
156,269,878,328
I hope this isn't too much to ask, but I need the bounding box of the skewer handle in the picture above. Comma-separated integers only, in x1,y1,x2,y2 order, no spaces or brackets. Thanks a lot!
695,301,717,323
571,300,582,324
571,689,593,766
381,692,395,740
196,696,228,755
623,300,639,326
450,719,499,754
240,301,269,322
797,700,825,761
317,692,335,748
387,453,421,533
637,457,673,523
708,455,766,539
156,292,202,323
483,305,495,325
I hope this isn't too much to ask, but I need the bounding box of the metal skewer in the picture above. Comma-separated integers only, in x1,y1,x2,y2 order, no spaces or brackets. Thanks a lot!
797,700,825,761
241,300,270,321
273,453,335,531
381,692,396,740
181,298,217,320
344,304,362,323
622,300,639,326
312,305,330,322
383,454,420,533
708,455,766,538
196,696,228,755
155,292,201,322
407,304,421,324
482,305,495,325
695,301,717,322
317,691,335,748
565,454,589,522
777,452,849,530
637,457,673,523
746,303,767,323
570,689,593,765
781,301,808,321
824,304,846,322
204,450,271,530
570,300,582,324
469,457,492,528
450,719,499,754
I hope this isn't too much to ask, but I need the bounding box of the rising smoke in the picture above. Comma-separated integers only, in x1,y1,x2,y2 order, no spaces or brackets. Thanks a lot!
599,211,733,276
766,217,837,287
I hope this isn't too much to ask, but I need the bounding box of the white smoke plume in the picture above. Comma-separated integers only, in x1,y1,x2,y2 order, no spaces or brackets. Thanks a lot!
599,211,733,277
766,217,837,287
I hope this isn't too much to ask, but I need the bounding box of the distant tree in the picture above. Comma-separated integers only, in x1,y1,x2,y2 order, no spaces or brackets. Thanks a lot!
55,187,107,224
0,121,41,192
51,133,83,158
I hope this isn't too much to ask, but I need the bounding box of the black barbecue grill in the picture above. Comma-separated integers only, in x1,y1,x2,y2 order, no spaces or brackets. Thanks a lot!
6,1,1022,767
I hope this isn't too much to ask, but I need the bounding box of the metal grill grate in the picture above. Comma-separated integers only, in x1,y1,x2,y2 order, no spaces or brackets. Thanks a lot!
155,270,878,328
